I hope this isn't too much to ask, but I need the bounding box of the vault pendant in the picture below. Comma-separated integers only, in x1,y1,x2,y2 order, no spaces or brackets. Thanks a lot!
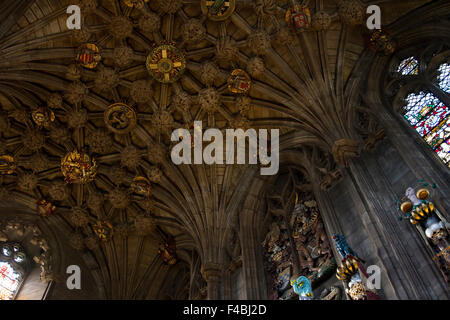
61,150,98,184
286,4,311,33
228,69,251,94
201,0,236,21
146,44,186,84
131,176,152,198
123,0,150,7
76,43,101,69
93,220,114,241
31,107,55,128
104,103,137,134
0,155,16,175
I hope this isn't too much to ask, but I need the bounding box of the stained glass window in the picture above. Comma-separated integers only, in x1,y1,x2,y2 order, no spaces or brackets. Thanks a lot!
397,57,419,75
0,261,21,300
438,63,450,93
400,59,450,167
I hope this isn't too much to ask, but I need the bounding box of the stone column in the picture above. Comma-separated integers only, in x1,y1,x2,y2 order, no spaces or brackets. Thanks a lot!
201,263,223,300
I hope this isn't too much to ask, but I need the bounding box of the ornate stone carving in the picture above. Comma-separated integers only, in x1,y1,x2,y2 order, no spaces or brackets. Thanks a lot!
61,150,97,184
172,89,192,111
201,0,236,21
158,237,177,265
76,43,101,69
139,12,161,33
130,80,153,103
94,67,120,91
31,107,55,128
247,57,265,77
17,173,38,192
236,96,252,115
201,262,222,282
229,114,250,130
65,81,88,105
138,198,155,213
49,126,71,145
146,44,186,83
22,129,45,151
70,206,90,227
47,93,63,109
108,187,130,209
113,46,134,67
104,103,137,134
319,169,342,190
365,129,385,150
215,36,238,61
121,146,142,170
254,0,277,17
331,139,360,167
198,88,221,113
48,180,69,201
27,153,50,173
151,109,174,136
228,69,251,94
84,235,99,250
92,220,114,241
108,166,129,185
66,64,82,80
79,0,98,14
312,11,332,31
123,0,149,8
147,166,163,184
10,108,29,124
69,232,85,250
148,143,167,165
131,176,152,197
182,19,206,43
67,108,88,128
338,0,365,26
155,0,182,14
109,16,133,40
72,28,91,43
200,61,220,86
247,30,271,55
275,27,294,46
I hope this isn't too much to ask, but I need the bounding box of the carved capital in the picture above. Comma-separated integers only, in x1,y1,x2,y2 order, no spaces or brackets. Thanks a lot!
201,262,223,282
364,129,385,150
320,169,343,190
332,139,360,167
228,256,243,273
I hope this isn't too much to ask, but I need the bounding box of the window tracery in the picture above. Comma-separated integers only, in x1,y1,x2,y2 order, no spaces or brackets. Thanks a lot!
0,243,27,300
391,50,450,167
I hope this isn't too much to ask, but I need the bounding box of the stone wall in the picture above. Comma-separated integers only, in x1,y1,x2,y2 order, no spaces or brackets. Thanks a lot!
321,135,449,299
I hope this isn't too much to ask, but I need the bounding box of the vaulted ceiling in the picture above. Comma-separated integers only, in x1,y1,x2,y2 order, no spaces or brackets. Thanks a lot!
0,0,433,299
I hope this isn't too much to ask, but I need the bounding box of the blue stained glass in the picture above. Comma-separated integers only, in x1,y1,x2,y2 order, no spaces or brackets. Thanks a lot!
397,57,419,75
438,63,450,93
425,117,450,149
435,138,450,166
403,92,441,125
414,104,449,137
0,261,21,300
402,62,450,167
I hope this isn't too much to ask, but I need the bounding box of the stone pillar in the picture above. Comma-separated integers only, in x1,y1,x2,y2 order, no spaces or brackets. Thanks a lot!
201,263,223,300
